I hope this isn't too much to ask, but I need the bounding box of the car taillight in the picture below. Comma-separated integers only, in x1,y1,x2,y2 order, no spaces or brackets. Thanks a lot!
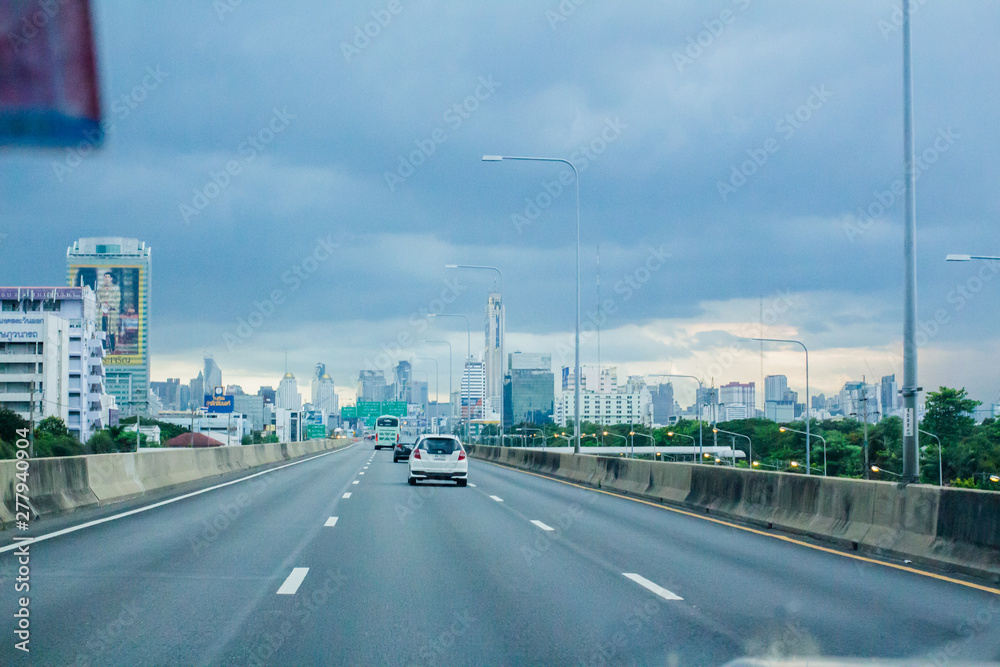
413,449,421,459
375,434,379,441
458,450,466,461
397,433,400,443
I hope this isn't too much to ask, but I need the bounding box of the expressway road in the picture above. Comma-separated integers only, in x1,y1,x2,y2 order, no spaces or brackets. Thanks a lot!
1,441,999,665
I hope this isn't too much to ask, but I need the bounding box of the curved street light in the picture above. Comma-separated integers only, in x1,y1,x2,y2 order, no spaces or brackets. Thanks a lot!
484,154,581,455
666,431,696,462
779,426,826,476
649,373,703,462
871,464,902,479
918,428,942,486
713,427,751,468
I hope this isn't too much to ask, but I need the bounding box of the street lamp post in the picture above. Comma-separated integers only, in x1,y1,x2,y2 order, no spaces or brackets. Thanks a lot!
649,374,703,462
713,427,751,468
666,431,695,462
918,428,942,487
779,426,826,476
483,154,581,455
427,313,471,444
447,264,505,445
602,430,628,456
424,340,452,437
749,338,810,474
871,465,902,479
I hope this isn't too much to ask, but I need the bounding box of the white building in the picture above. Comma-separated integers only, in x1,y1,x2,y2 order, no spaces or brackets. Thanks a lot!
311,372,338,414
484,292,504,420
461,359,486,420
720,381,755,421
277,372,301,410
554,387,652,427
0,286,111,442
562,365,617,393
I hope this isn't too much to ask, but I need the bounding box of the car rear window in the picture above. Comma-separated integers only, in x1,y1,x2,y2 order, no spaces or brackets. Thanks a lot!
421,438,459,455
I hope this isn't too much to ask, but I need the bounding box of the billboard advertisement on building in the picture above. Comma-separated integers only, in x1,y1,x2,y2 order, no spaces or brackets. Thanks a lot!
68,265,145,365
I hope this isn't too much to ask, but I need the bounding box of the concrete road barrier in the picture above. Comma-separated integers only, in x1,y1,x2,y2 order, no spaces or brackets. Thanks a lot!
470,445,1000,582
0,438,356,529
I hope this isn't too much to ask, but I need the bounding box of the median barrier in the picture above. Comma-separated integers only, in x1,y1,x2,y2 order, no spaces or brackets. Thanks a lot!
0,438,356,529
24,456,99,518
469,445,1000,580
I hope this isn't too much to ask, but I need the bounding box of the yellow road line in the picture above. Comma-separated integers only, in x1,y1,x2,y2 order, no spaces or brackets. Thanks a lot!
479,459,1000,596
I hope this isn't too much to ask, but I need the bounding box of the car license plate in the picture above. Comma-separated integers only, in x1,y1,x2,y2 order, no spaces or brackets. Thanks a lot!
433,455,445,461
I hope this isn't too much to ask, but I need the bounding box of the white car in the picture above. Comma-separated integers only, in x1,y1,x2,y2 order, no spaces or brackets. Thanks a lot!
408,435,468,486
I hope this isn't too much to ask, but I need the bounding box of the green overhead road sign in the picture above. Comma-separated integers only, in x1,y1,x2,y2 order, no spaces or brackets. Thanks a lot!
305,424,326,439
341,406,357,419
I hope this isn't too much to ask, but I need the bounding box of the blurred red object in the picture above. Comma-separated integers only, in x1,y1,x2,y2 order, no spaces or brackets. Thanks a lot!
0,0,102,147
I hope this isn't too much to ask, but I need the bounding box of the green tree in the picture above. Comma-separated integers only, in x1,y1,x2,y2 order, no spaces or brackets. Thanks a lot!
0,407,29,445
36,415,70,439
922,387,980,443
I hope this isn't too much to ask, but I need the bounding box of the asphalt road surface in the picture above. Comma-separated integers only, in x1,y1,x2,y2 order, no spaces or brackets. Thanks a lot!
2,442,998,665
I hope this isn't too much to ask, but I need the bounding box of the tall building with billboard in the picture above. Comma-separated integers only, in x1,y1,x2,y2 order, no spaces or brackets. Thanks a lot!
67,237,151,417
484,292,504,419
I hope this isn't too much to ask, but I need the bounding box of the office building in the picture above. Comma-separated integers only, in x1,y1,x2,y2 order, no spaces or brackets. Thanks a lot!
461,359,486,420
233,393,266,432
393,360,411,402
764,375,788,403
881,374,900,416
277,372,301,410
203,356,222,397
357,369,391,403
719,381,755,421
258,385,276,405
554,387,652,427
0,286,111,442
506,352,554,425
484,292,504,420
67,237,151,417
650,382,674,425
151,378,181,411
311,371,338,414
561,365,617,392
189,372,204,410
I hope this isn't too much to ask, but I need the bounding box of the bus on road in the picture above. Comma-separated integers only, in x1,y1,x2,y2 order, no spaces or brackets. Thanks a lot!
374,415,401,450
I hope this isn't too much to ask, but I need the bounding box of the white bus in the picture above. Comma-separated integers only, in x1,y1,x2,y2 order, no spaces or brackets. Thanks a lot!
373,415,401,450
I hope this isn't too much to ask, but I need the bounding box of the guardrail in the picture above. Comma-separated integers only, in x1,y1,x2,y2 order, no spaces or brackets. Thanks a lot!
0,438,355,530
468,445,1000,583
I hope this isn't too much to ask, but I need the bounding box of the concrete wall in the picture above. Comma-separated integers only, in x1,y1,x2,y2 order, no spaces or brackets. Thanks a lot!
468,445,1000,582
1,439,355,529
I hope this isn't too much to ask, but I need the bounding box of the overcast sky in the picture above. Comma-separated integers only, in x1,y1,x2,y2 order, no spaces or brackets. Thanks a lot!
3,1,999,410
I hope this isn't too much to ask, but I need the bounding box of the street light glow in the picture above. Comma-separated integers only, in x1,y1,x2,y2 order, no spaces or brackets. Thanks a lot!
990,475,1000,483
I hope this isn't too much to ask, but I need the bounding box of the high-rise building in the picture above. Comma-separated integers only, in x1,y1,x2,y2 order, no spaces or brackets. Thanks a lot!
258,385,276,405
506,352,554,425
461,359,486,420
561,365,616,392
0,286,110,442
650,382,674,425
764,375,788,403
67,237,151,417
719,381,755,421
311,372,337,414
233,394,266,432
203,356,222,397
484,292,504,419
357,370,390,402
881,374,899,416
189,372,204,410
554,387,652,427
277,372,301,410
151,378,181,411
393,361,412,402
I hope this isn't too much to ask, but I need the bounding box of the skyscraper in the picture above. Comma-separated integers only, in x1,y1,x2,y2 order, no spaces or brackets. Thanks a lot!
764,375,788,403
67,237,151,416
650,382,674,425
507,352,554,425
461,359,486,420
719,381,755,420
484,292,504,419
394,360,412,402
203,356,222,397
311,371,337,413
277,372,301,410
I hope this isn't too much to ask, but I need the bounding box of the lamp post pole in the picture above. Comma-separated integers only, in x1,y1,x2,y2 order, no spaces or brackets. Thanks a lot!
919,429,942,486
780,426,826,476
447,264,505,445
483,154,581,454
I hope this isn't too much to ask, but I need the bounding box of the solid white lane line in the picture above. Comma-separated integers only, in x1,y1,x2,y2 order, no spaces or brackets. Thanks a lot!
0,443,359,555
531,520,554,531
622,573,683,601
352,480,359,485
324,517,339,527
469,483,476,487
490,496,504,502
342,493,352,498
277,568,309,595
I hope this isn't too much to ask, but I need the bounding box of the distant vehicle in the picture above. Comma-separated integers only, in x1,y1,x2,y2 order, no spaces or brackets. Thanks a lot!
374,415,401,450
393,434,416,463
408,435,468,486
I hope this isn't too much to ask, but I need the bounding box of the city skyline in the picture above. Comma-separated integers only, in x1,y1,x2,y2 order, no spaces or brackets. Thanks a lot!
4,3,1000,414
